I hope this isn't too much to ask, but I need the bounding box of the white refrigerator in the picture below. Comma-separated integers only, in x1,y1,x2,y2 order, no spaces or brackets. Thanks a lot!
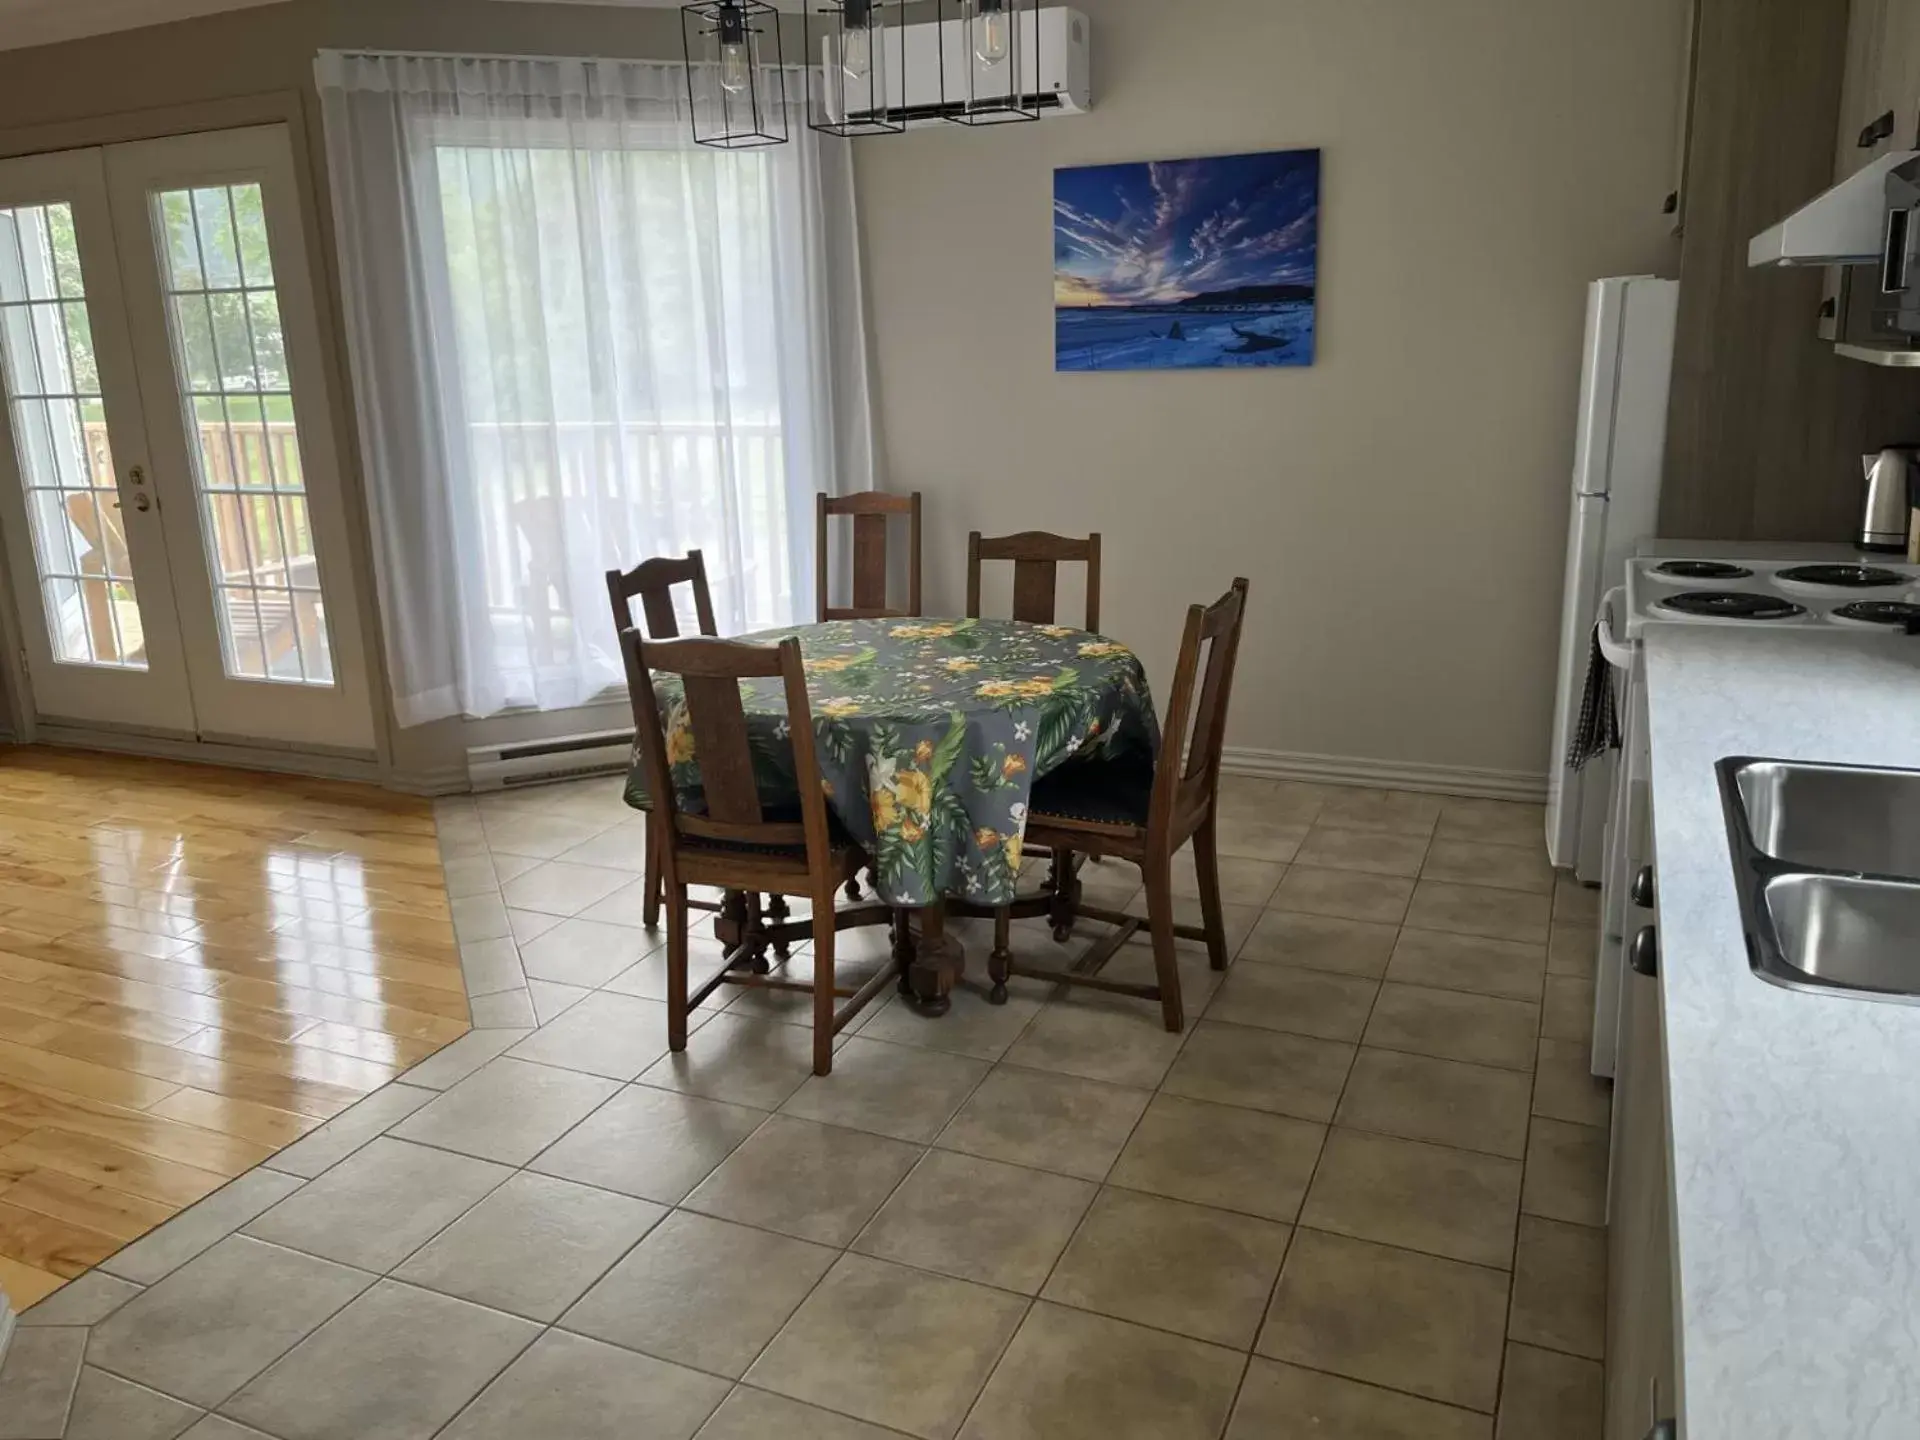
1545,276,1679,881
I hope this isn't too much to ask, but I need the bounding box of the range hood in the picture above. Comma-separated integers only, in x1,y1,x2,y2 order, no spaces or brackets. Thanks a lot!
1748,150,1918,267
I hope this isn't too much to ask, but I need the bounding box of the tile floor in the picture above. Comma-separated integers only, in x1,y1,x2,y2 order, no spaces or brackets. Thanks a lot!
0,774,1611,1440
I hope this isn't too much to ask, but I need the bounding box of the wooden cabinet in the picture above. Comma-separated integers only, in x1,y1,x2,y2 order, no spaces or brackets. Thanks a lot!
1834,0,1920,179
1605,915,1679,1440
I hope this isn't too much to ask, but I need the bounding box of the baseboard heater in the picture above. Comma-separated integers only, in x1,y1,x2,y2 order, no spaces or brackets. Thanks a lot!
466,728,635,791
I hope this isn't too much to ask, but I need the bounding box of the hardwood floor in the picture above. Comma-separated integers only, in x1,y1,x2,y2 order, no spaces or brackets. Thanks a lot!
0,746,463,1309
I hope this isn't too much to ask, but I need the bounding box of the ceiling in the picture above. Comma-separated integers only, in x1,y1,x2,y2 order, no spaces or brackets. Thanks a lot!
0,0,289,50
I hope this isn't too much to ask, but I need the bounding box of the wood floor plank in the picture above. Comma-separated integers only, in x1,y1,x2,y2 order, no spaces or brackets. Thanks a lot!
146,1087,321,1150
0,1036,181,1110
0,1196,121,1278
173,1028,400,1094
292,1021,442,1070
0,1251,65,1308
0,954,319,1043
0,1082,275,1176
0,984,207,1046
0,1130,228,1210
0,1166,175,1243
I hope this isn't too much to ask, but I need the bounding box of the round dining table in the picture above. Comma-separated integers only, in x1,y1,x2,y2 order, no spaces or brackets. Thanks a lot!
624,615,1162,1011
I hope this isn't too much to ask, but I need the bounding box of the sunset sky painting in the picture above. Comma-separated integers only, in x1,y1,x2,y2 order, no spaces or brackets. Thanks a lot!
1054,148,1320,371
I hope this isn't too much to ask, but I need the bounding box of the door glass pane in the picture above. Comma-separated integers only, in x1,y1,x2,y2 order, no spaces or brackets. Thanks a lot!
0,202,147,668
153,182,333,686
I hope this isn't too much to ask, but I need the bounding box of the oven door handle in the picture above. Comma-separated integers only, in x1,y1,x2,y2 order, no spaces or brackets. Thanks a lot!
1596,586,1635,669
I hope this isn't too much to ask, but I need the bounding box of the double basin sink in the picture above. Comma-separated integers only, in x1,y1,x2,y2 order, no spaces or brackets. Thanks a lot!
1720,758,1920,1001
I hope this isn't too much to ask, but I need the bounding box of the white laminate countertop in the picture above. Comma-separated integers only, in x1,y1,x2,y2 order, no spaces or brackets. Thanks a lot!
1641,623,1920,1440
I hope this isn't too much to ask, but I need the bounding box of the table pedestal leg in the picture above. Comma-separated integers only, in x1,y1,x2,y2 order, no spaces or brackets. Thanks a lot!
903,901,963,1017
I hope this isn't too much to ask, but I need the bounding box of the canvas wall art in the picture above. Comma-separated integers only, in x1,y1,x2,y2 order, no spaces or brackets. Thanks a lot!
1054,147,1320,372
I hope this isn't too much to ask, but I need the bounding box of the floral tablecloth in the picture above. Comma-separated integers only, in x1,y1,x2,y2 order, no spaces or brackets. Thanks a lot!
625,617,1160,907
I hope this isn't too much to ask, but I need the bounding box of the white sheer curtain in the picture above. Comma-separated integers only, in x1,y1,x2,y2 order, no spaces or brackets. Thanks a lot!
316,52,874,724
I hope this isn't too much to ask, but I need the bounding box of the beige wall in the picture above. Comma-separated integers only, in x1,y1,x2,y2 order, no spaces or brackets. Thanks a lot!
857,0,1685,785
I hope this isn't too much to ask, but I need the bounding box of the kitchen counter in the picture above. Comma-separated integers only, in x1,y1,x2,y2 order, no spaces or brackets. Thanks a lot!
1642,623,1920,1440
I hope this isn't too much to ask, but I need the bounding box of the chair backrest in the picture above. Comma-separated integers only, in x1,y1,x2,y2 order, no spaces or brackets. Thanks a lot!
1149,578,1251,845
965,530,1102,632
606,551,719,641
619,628,836,873
816,490,922,622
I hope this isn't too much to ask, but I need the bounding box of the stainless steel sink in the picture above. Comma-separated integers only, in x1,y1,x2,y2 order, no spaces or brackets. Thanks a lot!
1733,759,1920,880
1720,757,1920,1003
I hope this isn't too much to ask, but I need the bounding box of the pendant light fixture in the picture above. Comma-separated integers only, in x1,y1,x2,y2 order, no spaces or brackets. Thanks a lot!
939,0,1040,124
681,0,789,148
806,0,907,137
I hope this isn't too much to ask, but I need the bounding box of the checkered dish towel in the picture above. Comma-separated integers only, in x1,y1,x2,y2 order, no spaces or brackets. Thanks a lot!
1566,623,1620,770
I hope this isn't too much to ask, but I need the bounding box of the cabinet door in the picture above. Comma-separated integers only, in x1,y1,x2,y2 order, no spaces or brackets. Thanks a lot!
1883,1,1920,152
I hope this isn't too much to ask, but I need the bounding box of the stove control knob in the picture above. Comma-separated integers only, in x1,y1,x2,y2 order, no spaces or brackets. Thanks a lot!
1631,925,1659,978
1631,865,1656,909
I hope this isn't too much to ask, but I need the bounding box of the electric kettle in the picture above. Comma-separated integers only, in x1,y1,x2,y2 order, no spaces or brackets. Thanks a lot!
1860,447,1920,552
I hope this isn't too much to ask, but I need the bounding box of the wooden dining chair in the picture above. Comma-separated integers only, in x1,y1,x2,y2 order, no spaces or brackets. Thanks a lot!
816,490,922,621
986,578,1251,1032
966,530,1102,632
620,628,889,1074
608,552,721,929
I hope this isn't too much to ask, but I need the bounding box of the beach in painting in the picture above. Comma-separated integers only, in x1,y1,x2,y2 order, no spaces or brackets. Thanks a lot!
1054,149,1320,373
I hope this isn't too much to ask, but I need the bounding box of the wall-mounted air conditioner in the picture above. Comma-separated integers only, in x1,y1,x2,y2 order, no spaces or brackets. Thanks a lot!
830,6,1090,129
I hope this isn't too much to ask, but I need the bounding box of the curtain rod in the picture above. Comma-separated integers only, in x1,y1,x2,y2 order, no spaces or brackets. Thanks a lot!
319,47,810,73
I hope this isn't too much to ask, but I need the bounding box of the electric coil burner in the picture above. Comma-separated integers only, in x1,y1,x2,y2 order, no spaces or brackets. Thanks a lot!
1653,560,1754,580
1655,591,1807,621
1775,564,1908,589
1830,601,1920,629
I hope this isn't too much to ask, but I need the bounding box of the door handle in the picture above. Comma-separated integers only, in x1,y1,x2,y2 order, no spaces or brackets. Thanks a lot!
1632,864,1656,908
1631,925,1659,978
130,492,152,513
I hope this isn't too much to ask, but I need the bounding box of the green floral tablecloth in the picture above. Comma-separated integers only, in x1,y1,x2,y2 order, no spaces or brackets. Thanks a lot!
625,617,1160,907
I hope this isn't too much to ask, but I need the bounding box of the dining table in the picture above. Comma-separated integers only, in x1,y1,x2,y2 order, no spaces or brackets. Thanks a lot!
624,614,1161,1013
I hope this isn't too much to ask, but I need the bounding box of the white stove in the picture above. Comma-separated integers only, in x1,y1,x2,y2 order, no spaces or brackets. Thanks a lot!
1622,557,1920,636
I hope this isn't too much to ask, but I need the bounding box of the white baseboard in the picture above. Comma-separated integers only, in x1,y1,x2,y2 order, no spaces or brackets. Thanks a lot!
33,724,382,784
1220,745,1549,804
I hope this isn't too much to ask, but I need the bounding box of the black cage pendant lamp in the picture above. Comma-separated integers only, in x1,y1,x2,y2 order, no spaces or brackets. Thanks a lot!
682,0,790,148
806,0,907,137
939,0,1040,125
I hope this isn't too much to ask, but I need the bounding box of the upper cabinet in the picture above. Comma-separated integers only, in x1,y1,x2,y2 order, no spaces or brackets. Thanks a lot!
1835,0,1920,180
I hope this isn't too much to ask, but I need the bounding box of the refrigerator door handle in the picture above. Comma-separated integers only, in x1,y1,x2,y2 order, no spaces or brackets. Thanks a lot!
1596,586,1634,669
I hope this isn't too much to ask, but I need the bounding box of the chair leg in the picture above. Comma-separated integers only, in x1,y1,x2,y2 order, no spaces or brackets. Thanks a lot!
767,893,792,959
1047,848,1079,943
811,886,837,1076
666,882,690,1053
1191,816,1232,972
1141,857,1185,1033
643,813,663,930
988,908,1012,1005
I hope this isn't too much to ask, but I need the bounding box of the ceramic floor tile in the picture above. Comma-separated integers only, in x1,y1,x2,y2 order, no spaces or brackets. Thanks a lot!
780,1037,990,1143
1495,1341,1603,1440
393,1171,665,1321
685,1114,921,1247
458,937,526,997
17,1270,143,1327
1228,1358,1490,1440
1300,1128,1521,1269
1041,1186,1292,1348
1553,875,1601,925
852,983,1045,1062
549,821,651,874
1257,1228,1508,1412
693,1387,904,1440
1211,816,1310,863
1533,1038,1612,1129
934,1065,1151,1181
526,977,592,1023
1000,1000,1187,1089
480,814,609,862
506,907,563,946
748,1254,1027,1440
852,1149,1095,1294
1547,924,1600,981
222,1279,540,1440
1292,825,1431,878
1096,934,1236,1010
562,1209,835,1378
1435,798,1546,850
1508,1216,1606,1361
1109,1094,1324,1224
1236,910,1399,977
178,1421,274,1440
1385,926,1546,1002
469,989,537,1028
956,1301,1243,1440
401,1030,529,1092
391,1057,620,1166
450,892,511,944
440,854,499,899
1363,982,1540,1072
1269,865,1415,925
89,1235,375,1409
1204,962,1379,1043
245,1137,510,1272
1404,881,1551,945
440,1330,726,1440
1314,788,1443,836
1542,975,1597,1042
62,1366,201,1440
101,1169,306,1285
517,916,660,988
638,1013,817,1110
1521,1118,1609,1228
1421,839,1555,895
1160,1020,1354,1123
1335,1048,1533,1159
506,990,673,1081
0,1325,86,1440
530,1083,767,1204
1169,850,1285,906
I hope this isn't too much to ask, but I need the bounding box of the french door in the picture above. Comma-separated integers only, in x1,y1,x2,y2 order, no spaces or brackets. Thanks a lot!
0,125,374,751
